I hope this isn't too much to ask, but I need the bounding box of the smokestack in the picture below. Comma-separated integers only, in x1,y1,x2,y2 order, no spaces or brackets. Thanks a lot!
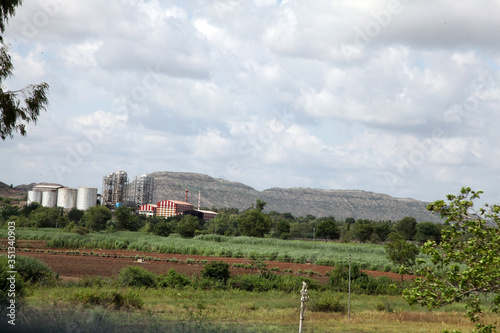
198,189,201,210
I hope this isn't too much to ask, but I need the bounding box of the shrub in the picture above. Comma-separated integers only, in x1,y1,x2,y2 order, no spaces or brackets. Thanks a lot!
152,221,172,237
309,291,347,313
14,255,53,284
202,261,230,283
375,297,394,312
70,288,144,309
0,257,26,309
118,266,157,288
158,269,191,289
329,263,397,295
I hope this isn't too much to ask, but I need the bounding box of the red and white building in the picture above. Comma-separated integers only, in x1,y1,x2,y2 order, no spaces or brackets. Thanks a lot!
138,204,157,217
156,200,193,218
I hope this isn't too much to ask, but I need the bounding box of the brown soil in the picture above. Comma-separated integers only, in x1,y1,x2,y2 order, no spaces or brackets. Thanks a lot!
0,239,415,283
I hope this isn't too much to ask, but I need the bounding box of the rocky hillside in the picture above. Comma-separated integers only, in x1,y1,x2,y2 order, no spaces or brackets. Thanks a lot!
0,182,27,199
149,171,442,222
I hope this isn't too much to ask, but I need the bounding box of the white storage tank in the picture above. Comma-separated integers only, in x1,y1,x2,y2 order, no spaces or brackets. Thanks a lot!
41,191,58,207
77,187,97,210
57,188,78,210
27,191,42,205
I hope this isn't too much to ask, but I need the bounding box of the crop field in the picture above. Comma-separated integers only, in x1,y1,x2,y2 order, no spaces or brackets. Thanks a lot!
0,228,427,271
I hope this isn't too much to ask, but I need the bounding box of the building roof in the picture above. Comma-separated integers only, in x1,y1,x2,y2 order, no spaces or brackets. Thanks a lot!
157,200,193,205
195,210,218,215
33,183,64,191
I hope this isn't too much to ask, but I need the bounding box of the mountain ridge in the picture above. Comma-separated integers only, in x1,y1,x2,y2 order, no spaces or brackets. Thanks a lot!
149,171,442,223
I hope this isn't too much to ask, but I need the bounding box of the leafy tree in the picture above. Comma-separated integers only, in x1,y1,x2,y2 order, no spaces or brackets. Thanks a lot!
255,199,267,212
115,206,143,231
396,216,417,240
345,217,355,225
0,203,19,221
237,209,271,237
176,214,202,238
1,1,49,140
372,221,393,243
151,219,172,237
403,187,500,332
385,232,419,281
415,221,441,244
206,211,238,236
20,202,40,217
352,219,374,243
67,207,84,223
83,205,112,232
276,219,291,237
315,219,339,242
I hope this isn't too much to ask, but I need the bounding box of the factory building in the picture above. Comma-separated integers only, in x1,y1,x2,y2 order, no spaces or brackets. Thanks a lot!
27,183,64,208
138,204,157,217
184,209,218,223
102,170,128,207
129,174,155,206
27,183,97,211
156,200,193,218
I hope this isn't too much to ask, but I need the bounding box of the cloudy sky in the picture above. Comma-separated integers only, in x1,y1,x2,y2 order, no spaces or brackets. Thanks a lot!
2,0,500,204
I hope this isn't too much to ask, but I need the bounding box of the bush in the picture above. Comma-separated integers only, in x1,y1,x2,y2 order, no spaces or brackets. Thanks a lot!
375,297,394,312
0,257,26,309
152,221,172,237
309,291,347,313
228,273,322,293
118,266,157,288
158,269,191,288
202,261,230,283
70,288,144,309
11,255,53,284
329,263,398,295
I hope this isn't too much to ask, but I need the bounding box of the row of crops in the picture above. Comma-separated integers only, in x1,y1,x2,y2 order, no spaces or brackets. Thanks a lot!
0,228,424,271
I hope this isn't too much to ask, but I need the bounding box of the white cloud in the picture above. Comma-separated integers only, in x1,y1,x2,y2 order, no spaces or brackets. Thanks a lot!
1,0,500,204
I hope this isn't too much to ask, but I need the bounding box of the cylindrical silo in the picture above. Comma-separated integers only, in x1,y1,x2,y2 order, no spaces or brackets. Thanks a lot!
77,187,98,210
41,191,57,207
27,191,42,205
57,188,78,210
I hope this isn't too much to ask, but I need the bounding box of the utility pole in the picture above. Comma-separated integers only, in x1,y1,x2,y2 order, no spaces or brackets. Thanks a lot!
348,254,351,319
299,281,309,333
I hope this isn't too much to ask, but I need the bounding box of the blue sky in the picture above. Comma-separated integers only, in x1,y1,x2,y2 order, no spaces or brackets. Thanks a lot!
2,0,500,204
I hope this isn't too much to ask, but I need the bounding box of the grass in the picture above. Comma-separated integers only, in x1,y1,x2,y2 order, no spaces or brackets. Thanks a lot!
22,284,488,333
0,228,429,271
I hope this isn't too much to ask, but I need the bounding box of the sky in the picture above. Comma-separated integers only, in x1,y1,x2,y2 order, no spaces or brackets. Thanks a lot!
1,0,500,204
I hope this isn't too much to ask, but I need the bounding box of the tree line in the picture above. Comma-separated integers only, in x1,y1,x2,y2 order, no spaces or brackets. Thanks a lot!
0,199,443,243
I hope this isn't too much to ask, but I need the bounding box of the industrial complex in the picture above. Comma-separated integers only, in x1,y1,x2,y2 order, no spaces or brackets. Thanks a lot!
26,170,217,222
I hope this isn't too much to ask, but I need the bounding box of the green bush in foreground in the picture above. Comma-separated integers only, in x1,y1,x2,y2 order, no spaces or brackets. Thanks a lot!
118,266,157,288
0,258,26,310
14,255,54,284
158,269,191,289
69,288,144,309
309,291,347,313
202,261,230,283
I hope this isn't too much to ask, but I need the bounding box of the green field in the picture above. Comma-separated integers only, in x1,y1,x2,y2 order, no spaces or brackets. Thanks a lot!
0,228,429,271
13,285,482,333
